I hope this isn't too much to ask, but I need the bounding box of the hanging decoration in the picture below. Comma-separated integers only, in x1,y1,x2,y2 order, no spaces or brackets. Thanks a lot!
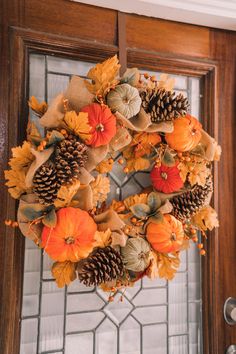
5,55,221,299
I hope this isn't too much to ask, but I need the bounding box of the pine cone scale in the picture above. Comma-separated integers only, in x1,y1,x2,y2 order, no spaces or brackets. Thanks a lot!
170,178,213,221
77,246,125,287
140,88,189,123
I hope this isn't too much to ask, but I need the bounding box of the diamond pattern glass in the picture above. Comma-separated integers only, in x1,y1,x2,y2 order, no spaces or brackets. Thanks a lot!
20,54,203,354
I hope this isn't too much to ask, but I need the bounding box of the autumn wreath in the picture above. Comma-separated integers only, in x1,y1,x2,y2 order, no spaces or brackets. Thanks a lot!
5,55,221,298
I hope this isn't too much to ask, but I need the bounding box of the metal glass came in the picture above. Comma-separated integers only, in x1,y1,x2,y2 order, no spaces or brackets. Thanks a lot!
20,54,202,354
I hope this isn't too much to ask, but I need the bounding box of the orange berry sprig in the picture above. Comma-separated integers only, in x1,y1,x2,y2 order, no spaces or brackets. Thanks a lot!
5,219,19,227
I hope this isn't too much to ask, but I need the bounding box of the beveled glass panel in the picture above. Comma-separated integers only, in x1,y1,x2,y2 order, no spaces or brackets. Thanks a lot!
20,54,202,354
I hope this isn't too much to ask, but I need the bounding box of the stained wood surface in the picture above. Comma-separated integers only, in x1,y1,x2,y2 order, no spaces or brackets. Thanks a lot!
1,1,236,353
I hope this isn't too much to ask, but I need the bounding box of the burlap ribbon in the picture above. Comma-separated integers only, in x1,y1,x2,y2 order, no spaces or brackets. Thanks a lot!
25,147,54,188
200,130,220,161
115,108,174,133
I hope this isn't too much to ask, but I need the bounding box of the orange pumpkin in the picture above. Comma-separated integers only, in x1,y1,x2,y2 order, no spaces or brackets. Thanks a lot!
146,214,184,253
42,207,97,262
165,115,202,152
81,103,116,147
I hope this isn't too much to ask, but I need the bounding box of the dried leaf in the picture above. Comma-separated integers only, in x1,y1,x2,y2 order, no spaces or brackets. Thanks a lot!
130,203,151,218
5,169,28,199
54,180,81,208
192,206,219,231
124,194,148,210
93,229,112,248
27,120,42,145
158,252,180,280
8,141,34,171
52,261,76,288
28,96,48,117
146,251,159,279
178,160,211,187
85,55,120,96
128,132,161,158
96,158,114,174
126,157,150,172
63,111,92,141
90,175,110,207
109,200,126,213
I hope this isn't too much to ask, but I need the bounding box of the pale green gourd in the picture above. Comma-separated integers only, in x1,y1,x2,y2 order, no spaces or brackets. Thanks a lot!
107,83,141,119
121,237,151,272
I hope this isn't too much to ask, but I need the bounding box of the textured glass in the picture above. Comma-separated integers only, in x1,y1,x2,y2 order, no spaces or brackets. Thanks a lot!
20,54,202,354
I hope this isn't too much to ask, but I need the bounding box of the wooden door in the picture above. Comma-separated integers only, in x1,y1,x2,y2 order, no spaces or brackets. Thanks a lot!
1,2,236,354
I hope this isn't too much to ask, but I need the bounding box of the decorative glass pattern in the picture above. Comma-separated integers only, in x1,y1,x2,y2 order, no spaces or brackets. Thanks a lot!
20,54,202,354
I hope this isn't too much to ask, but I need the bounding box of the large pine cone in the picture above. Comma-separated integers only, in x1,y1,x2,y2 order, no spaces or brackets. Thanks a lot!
77,246,125,287
140,88,188,123
55,134,88,185
170,178,213,221
33,163,60,205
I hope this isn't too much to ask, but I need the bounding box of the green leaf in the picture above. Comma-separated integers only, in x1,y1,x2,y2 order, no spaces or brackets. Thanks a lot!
21,205,45,221
42,208,57,228
147,192,162,212
46,130,65,147
120,68,140,86
130,203,151,218
162,149,175,167
145,213,164,229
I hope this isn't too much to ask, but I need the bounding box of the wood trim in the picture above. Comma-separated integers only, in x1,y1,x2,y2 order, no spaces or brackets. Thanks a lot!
127,48,217,76
201,68,220,354
118,12,127,75
0,26,119,354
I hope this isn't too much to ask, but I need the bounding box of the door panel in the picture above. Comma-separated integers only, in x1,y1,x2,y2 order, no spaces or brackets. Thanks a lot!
20,54,202,354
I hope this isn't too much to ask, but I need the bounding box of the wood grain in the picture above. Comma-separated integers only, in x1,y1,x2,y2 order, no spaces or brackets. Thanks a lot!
126,14,210,58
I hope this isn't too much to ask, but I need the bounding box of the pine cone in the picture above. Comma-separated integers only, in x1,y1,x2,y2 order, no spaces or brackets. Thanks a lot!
140,88,188,123
55,134,88,185
77,246,125,287
33,163,60,205
170,178,213,221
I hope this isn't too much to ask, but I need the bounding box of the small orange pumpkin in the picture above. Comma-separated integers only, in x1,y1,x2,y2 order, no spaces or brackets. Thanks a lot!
165,115,202,152
42,207,97,262
146,214,184,253
81,103,116,147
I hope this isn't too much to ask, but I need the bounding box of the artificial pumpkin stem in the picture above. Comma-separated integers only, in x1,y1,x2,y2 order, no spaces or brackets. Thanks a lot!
96,123,105,132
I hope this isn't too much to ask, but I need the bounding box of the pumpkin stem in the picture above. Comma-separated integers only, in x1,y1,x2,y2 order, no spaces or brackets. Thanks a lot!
171,232,177,241
65,236,75,244
161,172,168,180
96,123,105,132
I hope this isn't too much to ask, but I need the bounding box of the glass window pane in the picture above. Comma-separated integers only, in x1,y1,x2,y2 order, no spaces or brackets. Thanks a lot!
20,54,202,354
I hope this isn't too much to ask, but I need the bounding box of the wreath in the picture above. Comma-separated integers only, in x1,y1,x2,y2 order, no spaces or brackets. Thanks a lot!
5,55,221,300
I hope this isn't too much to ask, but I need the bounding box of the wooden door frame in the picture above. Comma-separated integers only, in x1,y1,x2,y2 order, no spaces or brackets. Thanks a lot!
1,24,220,354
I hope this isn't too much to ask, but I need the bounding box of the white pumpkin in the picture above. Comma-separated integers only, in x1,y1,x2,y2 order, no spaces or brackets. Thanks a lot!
107,84,141,119
121,237,151,272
